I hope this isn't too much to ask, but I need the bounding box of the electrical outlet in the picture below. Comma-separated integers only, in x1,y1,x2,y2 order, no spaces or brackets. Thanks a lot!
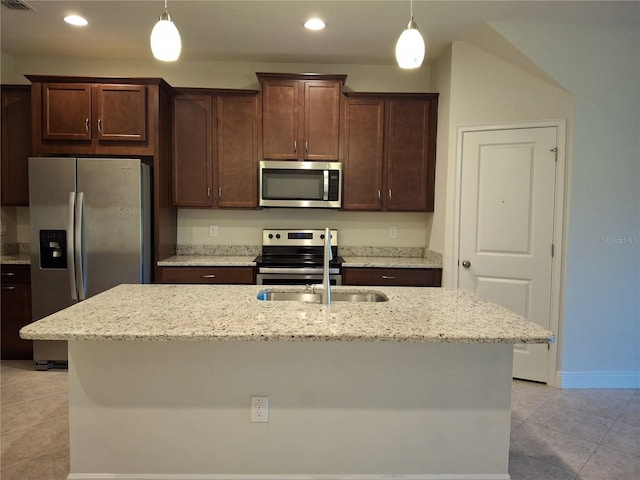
389,226,397,239
0,223,7,236
251,395,269,423
209,225,218,237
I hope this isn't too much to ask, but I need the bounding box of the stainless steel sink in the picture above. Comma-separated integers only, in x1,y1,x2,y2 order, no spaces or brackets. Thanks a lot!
257,289,388,303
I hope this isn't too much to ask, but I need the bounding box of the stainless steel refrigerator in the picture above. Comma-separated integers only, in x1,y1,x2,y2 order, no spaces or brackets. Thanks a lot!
29,157,152,369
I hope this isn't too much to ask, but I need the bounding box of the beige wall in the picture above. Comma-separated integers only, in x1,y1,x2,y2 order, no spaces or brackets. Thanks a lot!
430,40,574,285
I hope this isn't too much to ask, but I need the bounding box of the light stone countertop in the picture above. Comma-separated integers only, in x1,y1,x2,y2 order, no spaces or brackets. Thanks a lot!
157,255,442,269
157,255,256,267
20,284,554,345
1,254,31,265
342,257,442,268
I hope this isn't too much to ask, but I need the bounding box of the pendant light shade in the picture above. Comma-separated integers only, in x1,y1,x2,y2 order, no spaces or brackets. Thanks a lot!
395,1,425,69
150,0,181,62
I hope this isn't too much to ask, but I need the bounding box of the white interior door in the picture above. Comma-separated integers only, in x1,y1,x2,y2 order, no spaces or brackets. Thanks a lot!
458,127,557,382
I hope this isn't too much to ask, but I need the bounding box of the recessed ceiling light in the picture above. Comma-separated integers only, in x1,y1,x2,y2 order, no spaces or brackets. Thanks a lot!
64,15,88,26
304,18,325,30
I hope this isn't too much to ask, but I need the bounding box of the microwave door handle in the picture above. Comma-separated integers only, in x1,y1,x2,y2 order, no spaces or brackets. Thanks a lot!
323,170,329,201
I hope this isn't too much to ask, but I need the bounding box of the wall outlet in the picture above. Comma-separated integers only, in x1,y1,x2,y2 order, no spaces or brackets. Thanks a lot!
0,223,7,236
251,395,269,423
209,225,218,237
388,226,397,239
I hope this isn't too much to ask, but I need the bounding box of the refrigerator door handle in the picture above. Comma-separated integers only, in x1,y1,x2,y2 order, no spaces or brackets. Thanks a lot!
75,192,86,301
68,192,78,300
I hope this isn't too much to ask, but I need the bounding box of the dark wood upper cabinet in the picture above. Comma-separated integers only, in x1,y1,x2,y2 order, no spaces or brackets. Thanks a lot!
1,85,31,206
386,98,434,211
258,73,345,161
342,93,438,212
41,83,146,142
41,83,92,141
341,97,385,210
172,94,214,207
26,76,162,157
216,94,259,208
171,88,259,209
95,84,147,142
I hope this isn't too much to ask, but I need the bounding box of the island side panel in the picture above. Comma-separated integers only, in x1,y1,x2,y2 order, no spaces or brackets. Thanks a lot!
68,340,513,479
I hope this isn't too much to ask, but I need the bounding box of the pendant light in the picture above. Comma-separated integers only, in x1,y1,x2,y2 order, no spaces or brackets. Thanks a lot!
395,0,425,69
150,0,181,62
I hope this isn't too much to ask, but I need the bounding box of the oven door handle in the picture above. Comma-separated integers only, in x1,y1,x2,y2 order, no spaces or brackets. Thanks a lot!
258,267,340,275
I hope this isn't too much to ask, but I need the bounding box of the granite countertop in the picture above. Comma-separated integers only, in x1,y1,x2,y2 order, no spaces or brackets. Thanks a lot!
1,254,31,265
157,255,442,269
20,284,553,345
157,255,256,267
342,257,442,268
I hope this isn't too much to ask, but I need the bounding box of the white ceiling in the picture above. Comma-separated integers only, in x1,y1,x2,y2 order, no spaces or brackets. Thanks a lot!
1,1,638,66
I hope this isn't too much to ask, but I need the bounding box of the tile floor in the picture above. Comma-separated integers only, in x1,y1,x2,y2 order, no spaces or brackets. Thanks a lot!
1,359,638,480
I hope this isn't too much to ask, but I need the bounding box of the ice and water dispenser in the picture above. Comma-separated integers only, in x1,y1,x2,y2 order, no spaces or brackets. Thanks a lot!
39,230,67,269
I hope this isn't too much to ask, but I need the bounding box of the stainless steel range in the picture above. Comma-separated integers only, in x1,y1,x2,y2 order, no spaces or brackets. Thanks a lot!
254,229,343,285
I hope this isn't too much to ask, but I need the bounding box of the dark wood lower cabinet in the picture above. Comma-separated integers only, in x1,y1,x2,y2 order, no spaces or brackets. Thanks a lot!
1,264,33,359
342,267,442,287
159,266,256,284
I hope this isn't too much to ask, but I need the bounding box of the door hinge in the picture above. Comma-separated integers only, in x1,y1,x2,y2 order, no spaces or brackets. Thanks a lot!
550,147,558,162
551,244,555,257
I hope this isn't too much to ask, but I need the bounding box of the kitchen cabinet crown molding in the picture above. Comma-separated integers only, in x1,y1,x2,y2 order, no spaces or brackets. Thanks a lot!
256,72,347,84
172,86,259,96
25,75,172,91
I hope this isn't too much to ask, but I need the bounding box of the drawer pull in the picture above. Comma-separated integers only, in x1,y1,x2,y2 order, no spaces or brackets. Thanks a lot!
1,272,16,276
381,275,397,280
201,274,216,278
2,286,16,290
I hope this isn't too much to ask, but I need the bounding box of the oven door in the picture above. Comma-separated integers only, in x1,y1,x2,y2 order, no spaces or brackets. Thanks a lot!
256,273,342,286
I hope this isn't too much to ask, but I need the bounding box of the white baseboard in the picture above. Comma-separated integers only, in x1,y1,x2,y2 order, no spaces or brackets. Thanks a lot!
67,474,511,480
555,370,640,388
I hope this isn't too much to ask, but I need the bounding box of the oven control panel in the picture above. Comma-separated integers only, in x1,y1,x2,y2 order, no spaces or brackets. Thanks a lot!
262,229,338,247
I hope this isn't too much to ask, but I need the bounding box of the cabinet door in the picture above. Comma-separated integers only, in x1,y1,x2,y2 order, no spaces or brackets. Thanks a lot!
172,94,214,207
42,83,92,140
342,267,442,287
342,97,384,210
1,265,33,359
304,81,341,160
217,95,258,208
95,84,147,142
262,80,298,160
1,86,31,206
386,99,431,211
159,267,255,284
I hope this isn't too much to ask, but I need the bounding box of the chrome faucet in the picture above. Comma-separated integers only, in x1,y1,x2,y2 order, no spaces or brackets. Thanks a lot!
321,227,332,305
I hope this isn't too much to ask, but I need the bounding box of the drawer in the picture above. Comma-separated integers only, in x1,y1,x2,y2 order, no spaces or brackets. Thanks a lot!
342,267,441,287
1,264,31,284
159,267,255,285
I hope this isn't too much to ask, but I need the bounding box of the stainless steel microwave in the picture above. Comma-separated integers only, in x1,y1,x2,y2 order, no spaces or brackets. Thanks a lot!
259,161,342,208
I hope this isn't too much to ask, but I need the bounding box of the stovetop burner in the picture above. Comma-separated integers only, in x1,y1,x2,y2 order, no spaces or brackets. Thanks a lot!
254,229,342,269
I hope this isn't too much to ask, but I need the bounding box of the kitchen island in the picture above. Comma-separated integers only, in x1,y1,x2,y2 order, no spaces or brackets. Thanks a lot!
21,284,553,480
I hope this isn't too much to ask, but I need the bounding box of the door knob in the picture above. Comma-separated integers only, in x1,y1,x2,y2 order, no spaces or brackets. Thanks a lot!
461,260,471,269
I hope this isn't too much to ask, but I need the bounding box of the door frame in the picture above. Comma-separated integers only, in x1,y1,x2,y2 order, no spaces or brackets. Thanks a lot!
452,119,567,386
